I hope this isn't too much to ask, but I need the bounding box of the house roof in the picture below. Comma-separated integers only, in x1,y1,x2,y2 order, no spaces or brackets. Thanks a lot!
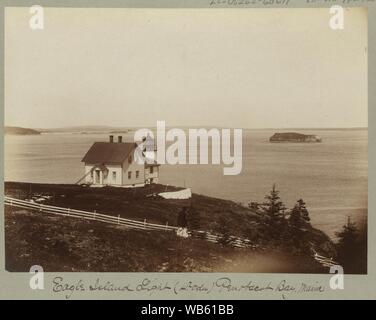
81,142,137,164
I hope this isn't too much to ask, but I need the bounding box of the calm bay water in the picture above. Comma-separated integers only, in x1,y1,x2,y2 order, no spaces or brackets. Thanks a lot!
4,129,368,239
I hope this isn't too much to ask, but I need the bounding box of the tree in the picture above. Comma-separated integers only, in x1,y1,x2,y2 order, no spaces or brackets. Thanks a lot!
335,217,360,272
248,201,259,211
289,199,310,229
262,184,286,221
259,184,287,241
287,199,311,253
336,217,358,252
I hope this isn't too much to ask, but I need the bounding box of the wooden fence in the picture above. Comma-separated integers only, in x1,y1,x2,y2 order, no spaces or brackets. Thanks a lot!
313,252,338,268
4,196,178,232
4,196,257,249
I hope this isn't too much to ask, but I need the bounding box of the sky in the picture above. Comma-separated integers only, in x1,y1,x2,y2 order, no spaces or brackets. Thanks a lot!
4,7,368,129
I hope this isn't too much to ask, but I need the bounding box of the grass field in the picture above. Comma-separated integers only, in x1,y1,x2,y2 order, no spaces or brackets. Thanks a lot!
4,182,335,273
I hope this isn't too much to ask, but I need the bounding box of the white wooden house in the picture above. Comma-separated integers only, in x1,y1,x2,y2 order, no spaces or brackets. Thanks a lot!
80,135,159,187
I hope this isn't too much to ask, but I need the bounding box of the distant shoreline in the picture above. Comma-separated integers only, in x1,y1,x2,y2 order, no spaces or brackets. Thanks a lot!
4,126,368,135
4,126,41,136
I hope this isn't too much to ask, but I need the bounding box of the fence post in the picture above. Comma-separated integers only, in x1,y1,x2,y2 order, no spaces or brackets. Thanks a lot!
67,208,70,217
39,204,42,212
165,221,168,231
144,218,146,229
117,215,120,225
93,210,96,220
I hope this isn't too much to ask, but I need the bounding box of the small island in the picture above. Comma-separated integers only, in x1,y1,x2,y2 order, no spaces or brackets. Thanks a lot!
270,132,322,143
5,126,41,136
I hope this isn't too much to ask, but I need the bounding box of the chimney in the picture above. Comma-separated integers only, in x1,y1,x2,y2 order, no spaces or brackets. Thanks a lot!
109,135,114,143
118,136,123,143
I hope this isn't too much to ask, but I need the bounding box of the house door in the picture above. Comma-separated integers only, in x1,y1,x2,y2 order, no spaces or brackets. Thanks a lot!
95,170,100,184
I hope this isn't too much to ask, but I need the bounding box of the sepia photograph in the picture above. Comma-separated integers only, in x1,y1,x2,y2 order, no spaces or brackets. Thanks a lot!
4,7,368,274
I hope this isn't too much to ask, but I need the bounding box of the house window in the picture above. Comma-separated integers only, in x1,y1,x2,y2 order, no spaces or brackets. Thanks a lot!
136,170,139,178
128,155,132,164
128,171,132,179
112,171,116,181
95,170,100,184
150,166,154,174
